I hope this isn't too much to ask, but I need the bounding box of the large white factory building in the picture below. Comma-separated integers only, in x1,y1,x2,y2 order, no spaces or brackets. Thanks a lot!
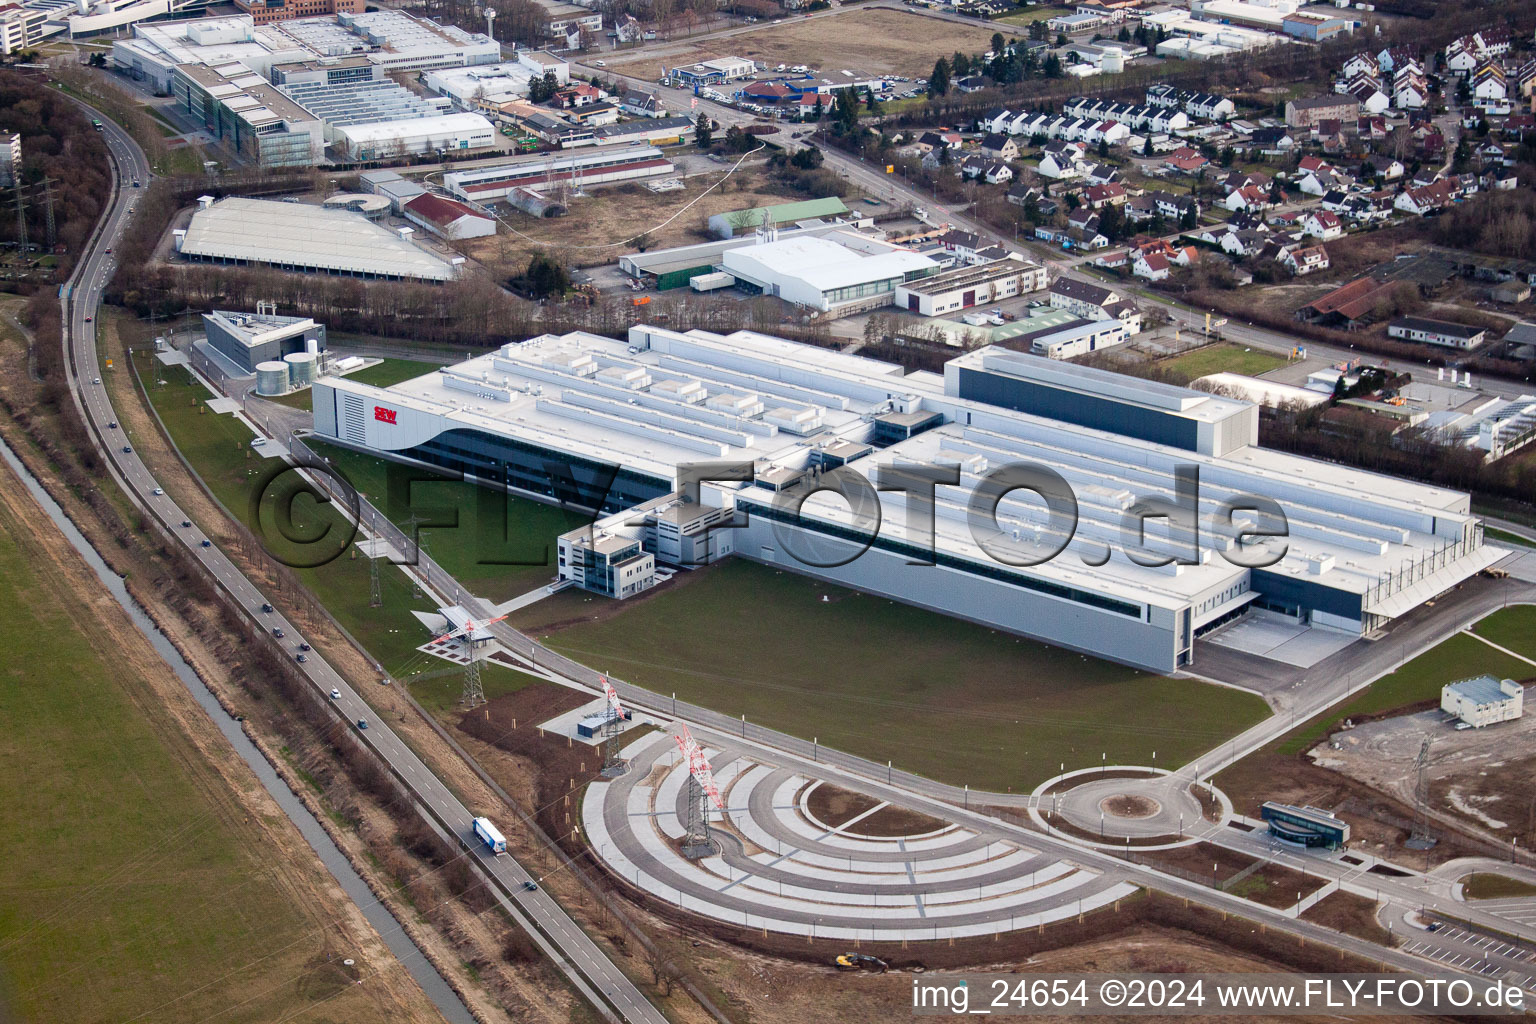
308,327,1501,673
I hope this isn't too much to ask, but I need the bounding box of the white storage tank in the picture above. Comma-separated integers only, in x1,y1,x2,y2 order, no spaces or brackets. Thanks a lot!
284,351,317,388
1099,47,1124,74
255,360,291,396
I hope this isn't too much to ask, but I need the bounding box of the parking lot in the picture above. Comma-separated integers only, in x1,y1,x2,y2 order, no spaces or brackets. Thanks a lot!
1404,920,1536,990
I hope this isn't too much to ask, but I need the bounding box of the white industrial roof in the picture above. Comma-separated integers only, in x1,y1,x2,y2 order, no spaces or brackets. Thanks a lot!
1193,372,1329,409
316,327,1498,618
723,234,937,293
334,112,494,144
180,197,456,281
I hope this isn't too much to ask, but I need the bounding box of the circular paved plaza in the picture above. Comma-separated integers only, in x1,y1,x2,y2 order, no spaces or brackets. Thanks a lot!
581,730,1137,941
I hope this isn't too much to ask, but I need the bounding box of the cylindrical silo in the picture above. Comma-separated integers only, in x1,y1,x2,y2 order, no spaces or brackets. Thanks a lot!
255,360,291,396
284,351,317,388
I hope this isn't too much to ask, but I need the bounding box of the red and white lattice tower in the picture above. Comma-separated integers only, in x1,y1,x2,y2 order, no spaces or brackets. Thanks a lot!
676,725,722,856
600,676,630,778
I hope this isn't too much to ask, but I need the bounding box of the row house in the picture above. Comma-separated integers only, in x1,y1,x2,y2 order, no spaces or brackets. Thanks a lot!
1144,85,1235,121
1472,61,1510,114
1376,45,1419,74
1517,60,1536,99
1063,97,1189,134
1339,52,1378,81
1443,28,1511,76
1344,73,1390,115
1394,64,1429,110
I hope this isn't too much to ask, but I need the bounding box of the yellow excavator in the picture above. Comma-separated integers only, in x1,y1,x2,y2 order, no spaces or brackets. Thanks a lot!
834,953,889,973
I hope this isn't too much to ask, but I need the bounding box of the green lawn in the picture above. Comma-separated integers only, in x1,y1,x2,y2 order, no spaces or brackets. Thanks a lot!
993,6,1068,24
1159,343,1288,382
521,559,1270,791
0,491,373,1022
1462,873,1536,900
1275,630,1533,757
307,440,590,604
1485,527,1536,550
138,361,544,697
1471,604,1536,662
270,357,439,411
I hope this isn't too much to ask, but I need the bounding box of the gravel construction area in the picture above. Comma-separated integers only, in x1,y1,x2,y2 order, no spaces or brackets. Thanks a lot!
1308,698,1536,846
606,8,1000,81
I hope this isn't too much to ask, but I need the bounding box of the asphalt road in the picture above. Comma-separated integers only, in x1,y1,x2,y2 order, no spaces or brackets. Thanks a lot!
61,72,1536,1000
62,106,667,1024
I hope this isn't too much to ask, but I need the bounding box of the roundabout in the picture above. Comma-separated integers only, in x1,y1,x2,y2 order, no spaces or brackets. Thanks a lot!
1029,766,1233,850
581,730,1138,941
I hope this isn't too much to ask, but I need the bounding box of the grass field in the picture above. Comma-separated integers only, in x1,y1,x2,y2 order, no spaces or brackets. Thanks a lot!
1269,622,1535,758
993,6,1068,25
307,439,590,604
607,8,1000,80
0,486,378,1022
1159,343,1288,381
1461,873,1536,900
521,559,1270,790
1485,527,1536,549
270,357,436,411
1470,604,1536,661
138,361,546,698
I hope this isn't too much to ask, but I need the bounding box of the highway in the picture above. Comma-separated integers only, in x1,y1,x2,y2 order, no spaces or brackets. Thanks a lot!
61,107,667,1024
60,73,1536,1009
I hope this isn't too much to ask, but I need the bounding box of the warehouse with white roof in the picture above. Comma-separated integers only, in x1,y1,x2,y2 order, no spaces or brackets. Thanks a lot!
176,196,460,281
719,230,942,316
308,326,1502,672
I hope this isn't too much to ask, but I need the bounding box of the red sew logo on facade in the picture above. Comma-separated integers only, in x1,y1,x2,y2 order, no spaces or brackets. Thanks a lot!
374,406,397,424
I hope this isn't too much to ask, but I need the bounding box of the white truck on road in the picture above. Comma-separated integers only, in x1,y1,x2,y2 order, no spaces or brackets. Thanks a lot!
472,816,507,854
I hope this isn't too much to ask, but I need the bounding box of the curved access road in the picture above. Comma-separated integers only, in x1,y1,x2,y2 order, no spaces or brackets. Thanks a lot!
60,100,667,1024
